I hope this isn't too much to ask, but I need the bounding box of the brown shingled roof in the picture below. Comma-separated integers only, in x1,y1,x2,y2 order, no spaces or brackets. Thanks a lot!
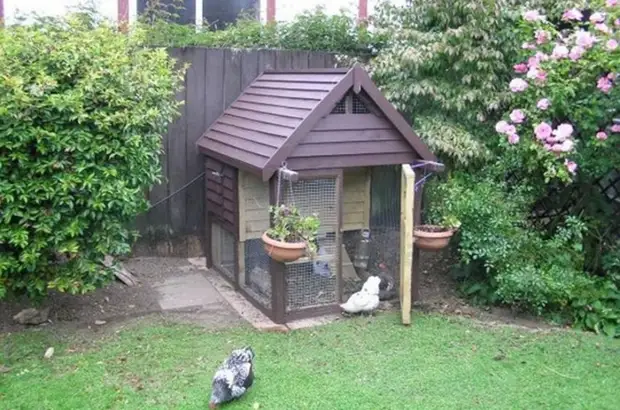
197,64,435,181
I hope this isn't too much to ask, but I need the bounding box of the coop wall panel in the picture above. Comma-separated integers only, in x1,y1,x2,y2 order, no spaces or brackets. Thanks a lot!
238,170,271,241
286,115,417,170
205,157,238,234
342,168,371,231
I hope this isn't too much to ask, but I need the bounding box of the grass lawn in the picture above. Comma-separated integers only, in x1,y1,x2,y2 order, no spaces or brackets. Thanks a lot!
1,313,619,410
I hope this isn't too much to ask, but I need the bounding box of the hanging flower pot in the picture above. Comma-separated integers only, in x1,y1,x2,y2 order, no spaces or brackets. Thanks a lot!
413,225,456,251
261,232,307,263
262,204,321,263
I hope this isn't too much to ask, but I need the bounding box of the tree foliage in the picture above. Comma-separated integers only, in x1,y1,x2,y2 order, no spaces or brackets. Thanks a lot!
0,15,185,299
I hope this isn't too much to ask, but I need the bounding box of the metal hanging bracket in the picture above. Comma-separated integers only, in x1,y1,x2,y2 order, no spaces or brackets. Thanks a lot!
410,160,446,191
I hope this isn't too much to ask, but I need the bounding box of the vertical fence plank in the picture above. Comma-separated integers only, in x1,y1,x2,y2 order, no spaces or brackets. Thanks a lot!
308,52,327,68
204,49,226,129
241,50,260,90
223,49,243,110
292,51,310,69
167,48,188,236
258,50,277,73
275,50,293,70
185,47,208,240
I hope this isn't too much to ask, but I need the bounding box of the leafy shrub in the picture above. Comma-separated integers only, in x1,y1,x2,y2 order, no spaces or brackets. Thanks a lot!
426,173,596,314
369,0,585,168
139,6,377,58
0,15,185,299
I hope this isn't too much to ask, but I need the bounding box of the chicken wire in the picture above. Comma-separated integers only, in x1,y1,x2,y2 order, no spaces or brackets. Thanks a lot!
240,238,272,309
281,177,339,312
210,221,236,282
342,166,401,301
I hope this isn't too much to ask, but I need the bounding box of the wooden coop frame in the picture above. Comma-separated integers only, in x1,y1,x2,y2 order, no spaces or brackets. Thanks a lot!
197,64,438,324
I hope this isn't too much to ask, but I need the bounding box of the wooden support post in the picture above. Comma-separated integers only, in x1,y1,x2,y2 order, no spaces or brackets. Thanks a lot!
400,164,415,325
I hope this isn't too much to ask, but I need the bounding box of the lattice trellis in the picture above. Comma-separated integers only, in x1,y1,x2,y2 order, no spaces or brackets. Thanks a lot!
506,169,620,234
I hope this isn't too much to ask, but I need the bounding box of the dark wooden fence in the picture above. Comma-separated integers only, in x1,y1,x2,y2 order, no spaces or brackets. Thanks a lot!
133,48,337,256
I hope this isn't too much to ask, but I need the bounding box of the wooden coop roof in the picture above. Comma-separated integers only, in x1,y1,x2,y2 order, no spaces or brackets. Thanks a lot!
196,63,436,181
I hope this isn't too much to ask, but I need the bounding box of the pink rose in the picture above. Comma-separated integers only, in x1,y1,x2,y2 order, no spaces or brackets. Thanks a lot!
569,46,585,61
535,30,550,45
560,140,574,152
510,109,526,124
590,12,606,24
607,39,618,51
611,124,620,133
495,120,509,133
523,10,543,21
526,68,538,79
596,131,608,140
552,44,569,59
553,123,574,140
597,77,613,93
504,124,517,135
595,23,611,34
508,134,520,144
565,159,578,175
576,31,596,49
562,8,583,21
535,122,552,140
514,63,528,73
537,98,550,110
509,78,528,92
607,0,618,6
536,70,547,83
522,42,536,50
527,56,539,68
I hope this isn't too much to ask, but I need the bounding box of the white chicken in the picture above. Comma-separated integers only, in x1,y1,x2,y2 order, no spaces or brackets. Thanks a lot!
340,275,381,315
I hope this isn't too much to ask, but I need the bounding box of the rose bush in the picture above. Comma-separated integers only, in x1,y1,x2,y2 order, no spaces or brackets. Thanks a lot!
495,1,619,183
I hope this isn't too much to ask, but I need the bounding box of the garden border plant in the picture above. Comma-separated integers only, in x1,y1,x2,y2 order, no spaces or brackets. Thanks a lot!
0,13,185,300
262,204,321,263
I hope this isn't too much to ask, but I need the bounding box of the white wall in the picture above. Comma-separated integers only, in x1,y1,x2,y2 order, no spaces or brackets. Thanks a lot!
3,0,141,25
262,0,409,22
3,0,408,26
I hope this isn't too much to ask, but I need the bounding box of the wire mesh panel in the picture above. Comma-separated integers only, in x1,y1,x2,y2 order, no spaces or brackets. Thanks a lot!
240,238,272,309
352,93,371,114
331,96,347,114
210,220,236,282
342,166,401,301
281,177,339,312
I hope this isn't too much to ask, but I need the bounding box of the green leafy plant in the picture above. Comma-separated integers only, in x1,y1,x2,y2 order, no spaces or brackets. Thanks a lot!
138,5,377,58
267,205,321,255
0,13,185,300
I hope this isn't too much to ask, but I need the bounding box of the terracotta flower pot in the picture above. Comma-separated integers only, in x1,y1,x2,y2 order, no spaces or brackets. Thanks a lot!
413,225,455,251
261,232,307,263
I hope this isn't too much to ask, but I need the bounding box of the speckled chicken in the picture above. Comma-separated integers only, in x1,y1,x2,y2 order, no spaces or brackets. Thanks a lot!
209,346,255,409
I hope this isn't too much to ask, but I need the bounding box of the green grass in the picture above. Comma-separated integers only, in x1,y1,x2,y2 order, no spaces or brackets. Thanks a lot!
1,314,619,410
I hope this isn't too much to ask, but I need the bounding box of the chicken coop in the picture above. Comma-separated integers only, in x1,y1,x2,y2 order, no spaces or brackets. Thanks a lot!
197,64,438,324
